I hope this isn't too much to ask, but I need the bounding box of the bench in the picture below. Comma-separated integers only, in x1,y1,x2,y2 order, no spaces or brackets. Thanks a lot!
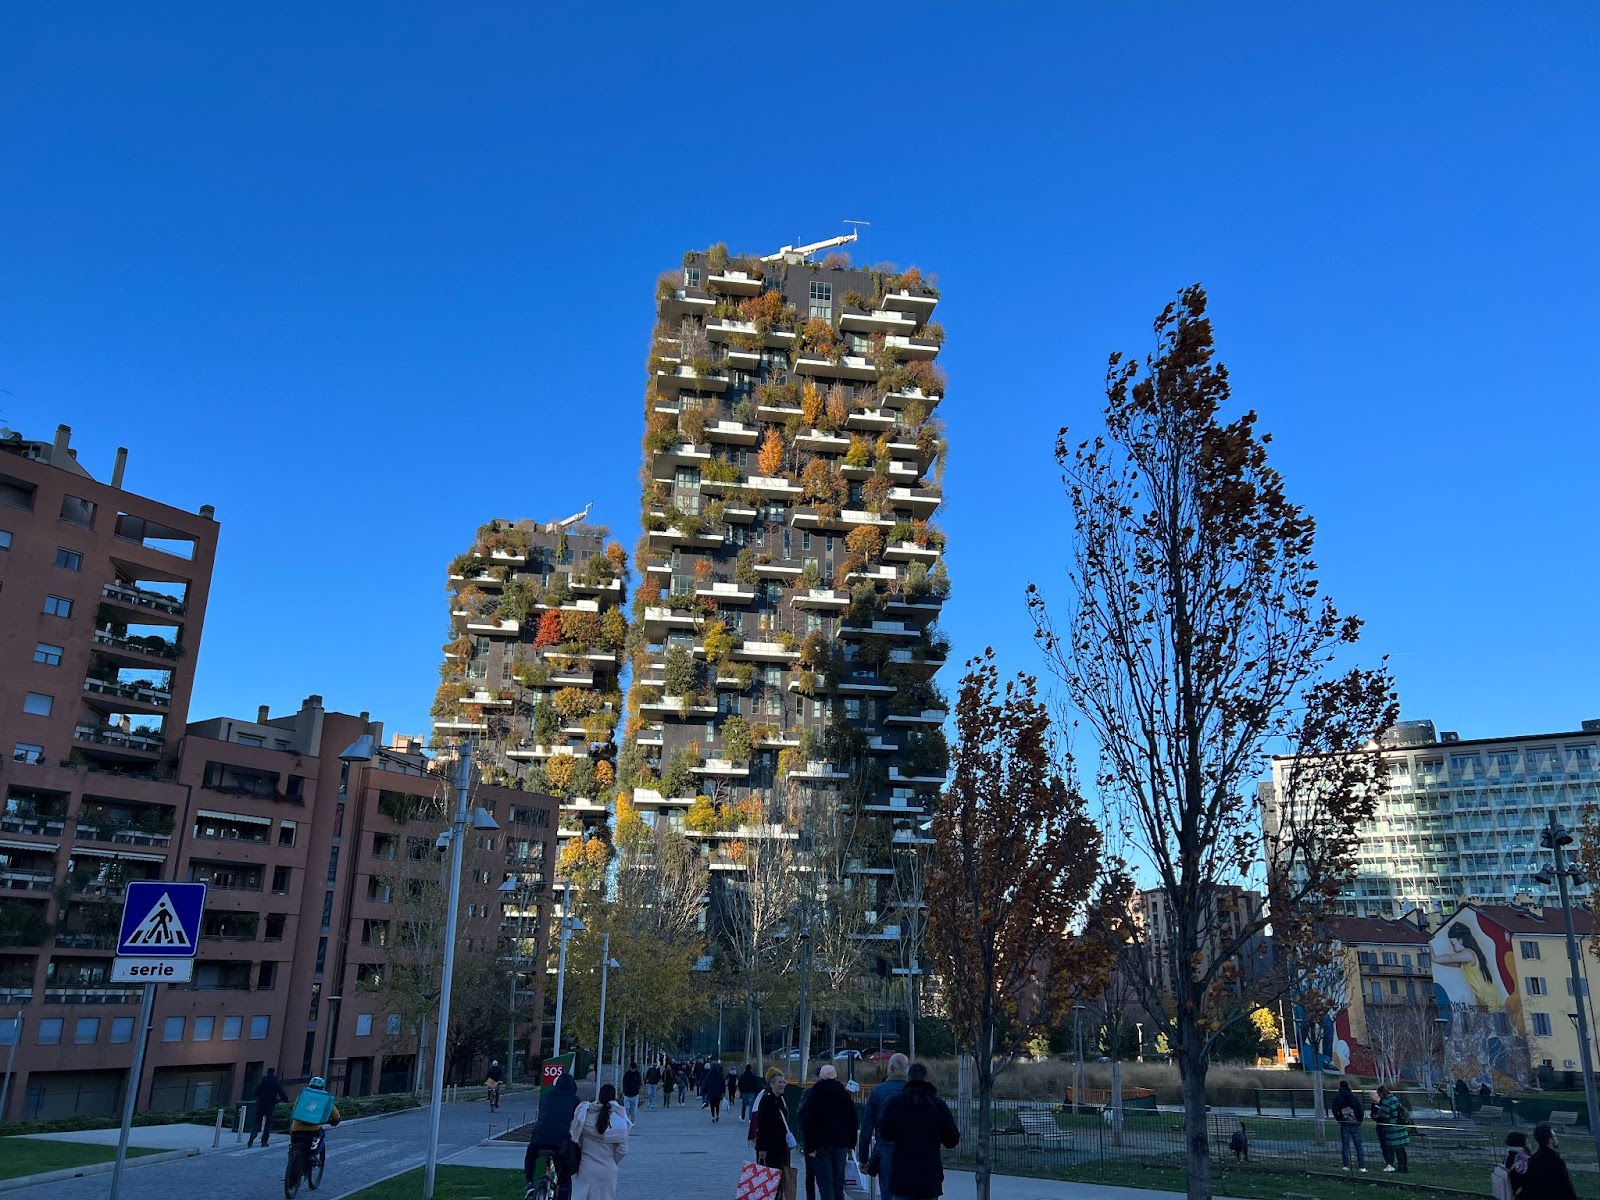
1017,1111,1071,1150
1474,1105,1506,1124
1546,1111,1580,1128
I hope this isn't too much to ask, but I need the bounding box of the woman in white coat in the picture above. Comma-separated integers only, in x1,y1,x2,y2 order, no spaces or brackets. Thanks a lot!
569,1082,629,1200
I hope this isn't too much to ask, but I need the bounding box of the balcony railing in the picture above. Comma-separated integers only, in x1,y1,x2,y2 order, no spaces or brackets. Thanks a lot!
102,581,187,617
54,932,117,950
83,678,172,709
0,815,67,837
93,629,180,660
43,986,142,1005
0,869,55,891
74,725,164,753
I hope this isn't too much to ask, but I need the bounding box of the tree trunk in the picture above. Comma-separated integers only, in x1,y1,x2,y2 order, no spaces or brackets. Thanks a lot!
1178,1048,1211,1200
1110,1053,1124,1146
1311,1064,1327,1144
974,1028,993,1200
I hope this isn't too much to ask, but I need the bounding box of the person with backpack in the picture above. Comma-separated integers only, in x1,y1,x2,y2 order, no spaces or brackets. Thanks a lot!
1374,1085,1410,1173
287,1076,342,1184
1332,1081,1367,1172
1493,1131,1531,1200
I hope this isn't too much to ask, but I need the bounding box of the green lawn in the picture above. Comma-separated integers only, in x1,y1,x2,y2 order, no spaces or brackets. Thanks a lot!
0,1138,160,1181
341,1166,519,1200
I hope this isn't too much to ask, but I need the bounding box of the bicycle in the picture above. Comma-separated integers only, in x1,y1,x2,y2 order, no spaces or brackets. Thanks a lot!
524,1147,559,1200
487,1080,501,1112
283,1128,326,1198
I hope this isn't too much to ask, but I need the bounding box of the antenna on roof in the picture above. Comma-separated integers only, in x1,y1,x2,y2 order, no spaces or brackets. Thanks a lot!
762,220,870,265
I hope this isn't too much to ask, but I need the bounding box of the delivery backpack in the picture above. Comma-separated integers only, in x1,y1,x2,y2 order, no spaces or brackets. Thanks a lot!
291,1088,335,1125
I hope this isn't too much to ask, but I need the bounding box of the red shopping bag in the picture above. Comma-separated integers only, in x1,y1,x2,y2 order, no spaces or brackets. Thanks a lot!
735,1160,784,1200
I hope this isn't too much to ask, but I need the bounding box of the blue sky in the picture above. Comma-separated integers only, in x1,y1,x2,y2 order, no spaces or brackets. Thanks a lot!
4,4,1596,748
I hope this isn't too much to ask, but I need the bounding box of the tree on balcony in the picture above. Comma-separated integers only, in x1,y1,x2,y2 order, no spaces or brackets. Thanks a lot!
0,900,49,948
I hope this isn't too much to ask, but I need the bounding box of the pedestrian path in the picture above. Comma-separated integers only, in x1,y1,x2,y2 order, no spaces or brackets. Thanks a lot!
449,1095,1242,1200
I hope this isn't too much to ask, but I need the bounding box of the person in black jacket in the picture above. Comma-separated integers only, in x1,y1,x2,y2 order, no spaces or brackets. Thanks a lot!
622,1062,642,1121
524,1072,581,1200
703,1058,727,1122
739,1064,763,1121
645,1062,662,1110
1523,1123,1579,1200
248,1068,290,1148
879,1064,959,1200
753,1069,795,1172
800,1065,859,1200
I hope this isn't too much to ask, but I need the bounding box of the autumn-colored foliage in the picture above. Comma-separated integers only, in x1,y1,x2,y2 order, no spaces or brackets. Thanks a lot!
844,524,883,562
801,383,824,428
757,429,784,477
545,754,576,791
557,835,611,893
801,316,836,355
561,608,603,649
552,687,601,719
532,609,564,648
739,289,787,331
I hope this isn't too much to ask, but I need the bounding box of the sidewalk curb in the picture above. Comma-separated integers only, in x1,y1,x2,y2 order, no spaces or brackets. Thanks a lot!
324,1139,489,1200
0,1147,201,1193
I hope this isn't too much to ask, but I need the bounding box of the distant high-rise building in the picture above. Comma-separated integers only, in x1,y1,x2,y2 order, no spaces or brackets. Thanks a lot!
435,514,629,881
1263,717,1600,919
620,239,951,1003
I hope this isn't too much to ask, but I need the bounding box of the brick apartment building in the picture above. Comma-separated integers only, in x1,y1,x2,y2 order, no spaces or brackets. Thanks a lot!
0,426,556,1119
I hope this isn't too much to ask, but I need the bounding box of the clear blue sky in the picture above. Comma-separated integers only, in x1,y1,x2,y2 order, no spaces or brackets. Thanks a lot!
5,4,1596,746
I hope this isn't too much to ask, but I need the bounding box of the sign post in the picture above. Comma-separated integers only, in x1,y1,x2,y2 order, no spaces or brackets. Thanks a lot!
109,881,206,1200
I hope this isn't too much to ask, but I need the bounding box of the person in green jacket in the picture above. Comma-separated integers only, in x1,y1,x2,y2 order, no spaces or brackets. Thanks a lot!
1374,1086,1409,1174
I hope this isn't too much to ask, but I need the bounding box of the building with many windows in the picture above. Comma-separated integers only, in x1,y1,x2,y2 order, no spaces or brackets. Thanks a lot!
1263,718,1600,919
619,239,951,997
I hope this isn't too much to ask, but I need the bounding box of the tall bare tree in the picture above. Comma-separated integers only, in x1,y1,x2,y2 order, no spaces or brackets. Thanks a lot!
716,833,799,1070
1028,286,1396,1200
926,651,1105,1200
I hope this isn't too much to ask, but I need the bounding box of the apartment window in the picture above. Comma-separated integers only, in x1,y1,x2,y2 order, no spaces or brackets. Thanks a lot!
326,847,339,884
1528,977,1547,996
74,1017,100,1045
1521,940,1541,960
356,1014,373,1037
258,962,276,990
809,281,833,320
0,530,10,549
237,735,262,747
271,866,290,894
320,891,333,930
14,743,45,764
1419,952,1430,969
249,1015,269,1040
387,1014,402,1036
1369,982,1382,1004
1532,1012,1553,1038
110,1017,134,1044
1381,951,1397,966
60,495,96,526
43,595,72,618
37,1018,63,1046
278,821,297,847
33,643,63,666
1567,977,1589,997
222,1015,243,1040
22,693,53,717
193,1016,215,1041
162,1016,184,1042
264,913,286,941
54,548,82,571
683,266,700,288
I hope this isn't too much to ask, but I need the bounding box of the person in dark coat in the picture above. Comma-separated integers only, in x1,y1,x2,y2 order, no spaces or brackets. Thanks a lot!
800,1065,859,1200
248,1068,290,1148
703,1059,727,1122
739,1064,764,1121
727,1067,739,1107
645,1062,662,1110
525,1072,581,1200
858,1054,908,1200
1332,1081,1366,1171
1523,1123,1579,1200
753,1068,795,1171
621,1062,642,1121
1455,1078,1473,1116
879,1063,959,1200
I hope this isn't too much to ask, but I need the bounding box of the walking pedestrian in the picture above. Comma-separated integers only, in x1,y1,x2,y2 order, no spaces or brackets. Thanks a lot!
739,1063,763,1122
726,1066,739,1108
704,1058,727,1123
621,1062,642,1122
753,1068,798,1200
857,1053,908,1200
1455,1078,1473,1117
645,1062,661,1110
1333,1081,1367,1172
660,1062,676,1108
247,1067,290,1148
676,1062,688,1107
879,1063,959,1200
1522,1123,1577,1200
569,1083,630,1200
800,1065,858,1200
1374,1085,1410,1174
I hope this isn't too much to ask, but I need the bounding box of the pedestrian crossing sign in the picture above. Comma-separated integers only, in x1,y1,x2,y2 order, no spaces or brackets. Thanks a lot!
117,881,206,957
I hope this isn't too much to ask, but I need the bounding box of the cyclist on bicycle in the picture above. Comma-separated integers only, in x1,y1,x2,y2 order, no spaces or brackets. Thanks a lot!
524,1071,579,1200
288,1076,342,1172
486,1060,505,1111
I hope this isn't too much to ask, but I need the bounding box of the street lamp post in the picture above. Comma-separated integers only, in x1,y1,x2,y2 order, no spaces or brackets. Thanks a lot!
594,935,621,1099
1534,816,1600,1168
1072,1004,1086,1116
551,890,583,1063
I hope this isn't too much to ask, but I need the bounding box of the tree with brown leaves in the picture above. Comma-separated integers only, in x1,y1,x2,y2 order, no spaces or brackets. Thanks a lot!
926,650,1103,1200
1028,286,1396,1200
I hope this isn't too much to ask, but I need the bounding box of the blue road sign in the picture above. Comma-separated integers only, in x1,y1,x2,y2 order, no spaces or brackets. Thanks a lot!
117,881,206,957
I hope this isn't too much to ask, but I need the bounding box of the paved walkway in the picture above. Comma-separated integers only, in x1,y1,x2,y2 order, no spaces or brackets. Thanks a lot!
448,1097,1237,1200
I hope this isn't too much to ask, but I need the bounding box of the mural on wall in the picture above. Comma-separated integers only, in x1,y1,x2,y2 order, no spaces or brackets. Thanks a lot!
1296,957,1353,1074
1431,907,1530,1086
